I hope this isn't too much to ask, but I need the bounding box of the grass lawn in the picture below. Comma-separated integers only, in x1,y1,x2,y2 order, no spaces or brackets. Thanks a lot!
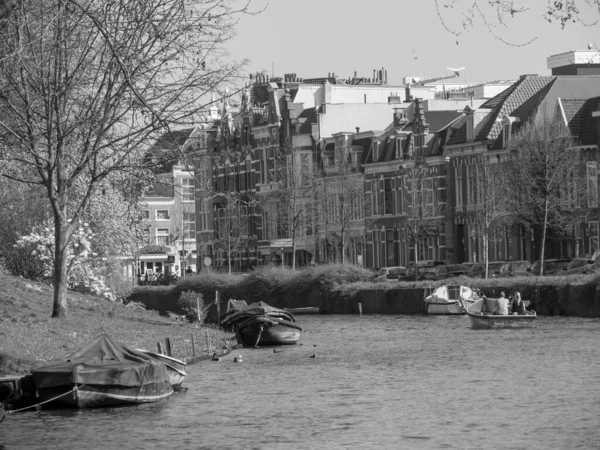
0,272,234,376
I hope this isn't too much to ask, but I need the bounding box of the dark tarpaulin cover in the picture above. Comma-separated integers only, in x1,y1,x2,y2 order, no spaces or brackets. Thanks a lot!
221,301,295,329
32,334,169,389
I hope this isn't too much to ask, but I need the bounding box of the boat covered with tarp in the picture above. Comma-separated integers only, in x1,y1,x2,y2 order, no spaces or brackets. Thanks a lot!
31,334,173,408
465,298,536,329
424,285,482,315
136,350,187,391
221,301,302,347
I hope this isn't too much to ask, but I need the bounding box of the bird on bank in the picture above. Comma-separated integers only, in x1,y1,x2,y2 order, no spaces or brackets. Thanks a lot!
233,354,243,363
211,352,221,362
309,353,316,358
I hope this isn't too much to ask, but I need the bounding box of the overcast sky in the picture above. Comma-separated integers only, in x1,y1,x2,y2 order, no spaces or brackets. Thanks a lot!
226,0,599,86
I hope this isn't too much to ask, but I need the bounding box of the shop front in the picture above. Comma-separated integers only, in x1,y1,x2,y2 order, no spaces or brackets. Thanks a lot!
138,245,177,277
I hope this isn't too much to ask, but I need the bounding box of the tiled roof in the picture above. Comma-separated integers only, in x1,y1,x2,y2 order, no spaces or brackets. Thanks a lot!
563,97,600,145
475,76,556,141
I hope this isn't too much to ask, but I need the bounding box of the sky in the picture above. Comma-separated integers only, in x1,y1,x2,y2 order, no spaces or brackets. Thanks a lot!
226,0,599,87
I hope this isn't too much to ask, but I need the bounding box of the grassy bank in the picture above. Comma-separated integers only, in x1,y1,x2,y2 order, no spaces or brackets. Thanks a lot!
0,272,233,376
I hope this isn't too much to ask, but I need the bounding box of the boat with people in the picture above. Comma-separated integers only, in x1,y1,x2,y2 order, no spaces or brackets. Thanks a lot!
464,297,536,329
136,350,187,391
221,301,302,347
424,285,482,315
31,334,174,408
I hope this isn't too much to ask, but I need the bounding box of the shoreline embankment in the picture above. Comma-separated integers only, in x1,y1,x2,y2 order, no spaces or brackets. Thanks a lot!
129,283,600,318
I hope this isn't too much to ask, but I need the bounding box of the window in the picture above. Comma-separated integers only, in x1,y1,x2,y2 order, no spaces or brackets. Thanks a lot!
156,228,169,246
467,165,476,206
587,161,598,208
384,178,393,215
182,178,194,202
140,210,150,220
156,209,170,220
183,212,195,240
455,166,463,207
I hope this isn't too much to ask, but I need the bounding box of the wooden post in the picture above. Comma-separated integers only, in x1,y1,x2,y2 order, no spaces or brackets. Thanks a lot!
165,338,172,357
216,291,221,325
358,302,362,316
196,295,201,323
205,329,211,354
191,334,196,357
157,342,163,354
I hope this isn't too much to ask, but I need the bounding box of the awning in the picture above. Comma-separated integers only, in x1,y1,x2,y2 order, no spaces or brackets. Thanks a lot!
139,255,168,261
270,239,293,249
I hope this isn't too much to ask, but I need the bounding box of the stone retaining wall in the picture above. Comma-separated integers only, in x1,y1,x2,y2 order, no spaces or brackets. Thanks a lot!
129,284,600,318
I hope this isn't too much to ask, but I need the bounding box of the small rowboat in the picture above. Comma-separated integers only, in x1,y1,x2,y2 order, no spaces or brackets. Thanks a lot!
236,316,302,347
465,298,536,329
222,301,302,347
284,306,320,314
424,285,482,315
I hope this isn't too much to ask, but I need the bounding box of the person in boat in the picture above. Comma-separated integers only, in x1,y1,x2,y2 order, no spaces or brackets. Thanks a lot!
511,290,526,315
494,292,509,315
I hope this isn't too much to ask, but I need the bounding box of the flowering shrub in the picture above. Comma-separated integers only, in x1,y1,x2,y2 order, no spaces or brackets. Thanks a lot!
15,221,116,301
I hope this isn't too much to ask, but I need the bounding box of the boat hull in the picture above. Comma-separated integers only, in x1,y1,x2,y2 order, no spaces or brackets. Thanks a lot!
466,298,536,329
237,322,301,347
38,381,174,408
426,301,466,315
137,350,187,391
284,307,320,314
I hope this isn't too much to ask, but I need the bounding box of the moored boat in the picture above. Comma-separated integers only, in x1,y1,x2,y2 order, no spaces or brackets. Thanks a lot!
31,334,173,408
222,301,302,347
136,350,187,391
424,285,482,315
284,306,320,314
465,298,536,329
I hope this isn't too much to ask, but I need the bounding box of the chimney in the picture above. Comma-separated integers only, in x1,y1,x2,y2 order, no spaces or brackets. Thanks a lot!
356,127,360,133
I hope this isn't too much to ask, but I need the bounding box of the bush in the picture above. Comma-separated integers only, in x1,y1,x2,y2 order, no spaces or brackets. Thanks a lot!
177,290,208,322
177,272,244,299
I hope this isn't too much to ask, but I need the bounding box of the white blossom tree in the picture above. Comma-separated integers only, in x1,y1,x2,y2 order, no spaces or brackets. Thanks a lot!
0,0,254,317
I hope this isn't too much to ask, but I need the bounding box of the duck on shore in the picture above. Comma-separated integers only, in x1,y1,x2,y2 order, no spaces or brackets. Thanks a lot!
211,352,221,362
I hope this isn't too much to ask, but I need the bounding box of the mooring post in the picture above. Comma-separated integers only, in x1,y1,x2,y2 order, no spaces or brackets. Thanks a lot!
165,338,172,357
358,302,362,316
205,329,211,354
191,334,196,357
196,295,201,323
216,291,221,325
157,342,163,354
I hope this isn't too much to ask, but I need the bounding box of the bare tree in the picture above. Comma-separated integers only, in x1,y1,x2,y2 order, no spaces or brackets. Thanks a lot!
213,191,249,274
274,142,316,270
316,156,364,264
434,0,600,45
403,162,443,264
471,155,511,278
0,0,253,317
506,113,584,276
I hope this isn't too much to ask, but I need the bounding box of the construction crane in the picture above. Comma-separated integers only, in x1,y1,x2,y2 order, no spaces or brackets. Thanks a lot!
404,67,465,86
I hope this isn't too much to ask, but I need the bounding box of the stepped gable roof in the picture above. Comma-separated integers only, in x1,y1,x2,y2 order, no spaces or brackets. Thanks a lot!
475,75,556,141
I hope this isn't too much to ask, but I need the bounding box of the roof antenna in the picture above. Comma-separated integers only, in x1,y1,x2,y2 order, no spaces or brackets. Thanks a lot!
272,61,275,78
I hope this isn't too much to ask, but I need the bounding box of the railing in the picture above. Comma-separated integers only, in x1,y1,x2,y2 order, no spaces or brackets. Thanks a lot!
137,272,180,286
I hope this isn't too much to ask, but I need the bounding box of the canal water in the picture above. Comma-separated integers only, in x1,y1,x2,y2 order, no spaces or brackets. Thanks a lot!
1,314,599,449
